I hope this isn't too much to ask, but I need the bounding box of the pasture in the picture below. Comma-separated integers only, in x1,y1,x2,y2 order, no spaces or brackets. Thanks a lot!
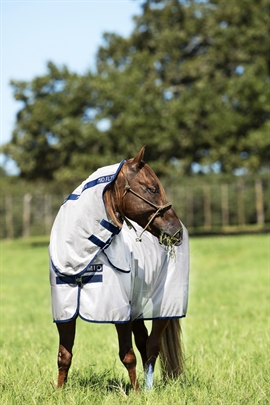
0,234,269,404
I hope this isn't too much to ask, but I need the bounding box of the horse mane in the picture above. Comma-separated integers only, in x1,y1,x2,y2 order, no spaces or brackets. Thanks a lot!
103,166,125,228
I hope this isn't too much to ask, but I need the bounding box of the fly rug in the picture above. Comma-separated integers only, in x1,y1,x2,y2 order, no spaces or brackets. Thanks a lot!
49,147,190,391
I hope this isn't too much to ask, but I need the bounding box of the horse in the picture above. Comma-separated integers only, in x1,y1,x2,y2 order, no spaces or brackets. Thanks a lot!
49,146,189,390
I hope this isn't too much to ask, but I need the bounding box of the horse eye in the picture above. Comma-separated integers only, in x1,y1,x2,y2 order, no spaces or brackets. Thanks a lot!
148,186,159,194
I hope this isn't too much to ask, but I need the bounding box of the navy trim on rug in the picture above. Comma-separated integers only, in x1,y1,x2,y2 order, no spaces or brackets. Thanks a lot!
63,159,126,204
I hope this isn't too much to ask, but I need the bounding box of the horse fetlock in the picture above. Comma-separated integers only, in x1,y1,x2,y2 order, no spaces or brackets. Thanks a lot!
145,363,154,390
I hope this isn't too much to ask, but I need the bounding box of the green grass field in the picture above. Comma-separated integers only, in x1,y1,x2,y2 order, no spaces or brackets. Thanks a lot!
0,234,269,404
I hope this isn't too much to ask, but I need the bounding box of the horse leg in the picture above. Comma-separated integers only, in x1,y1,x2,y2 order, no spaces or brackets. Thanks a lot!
144,319,170,389
56,318,76,388
132,320,148,366
115,321,139,390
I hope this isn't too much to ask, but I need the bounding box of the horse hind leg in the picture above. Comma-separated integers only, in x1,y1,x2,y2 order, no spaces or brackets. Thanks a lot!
56,318,76,388
115,321,139,391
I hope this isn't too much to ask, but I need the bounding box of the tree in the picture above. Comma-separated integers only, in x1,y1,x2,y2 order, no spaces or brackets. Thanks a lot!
2,0,270,181
1,62,116,182
96,0,270,174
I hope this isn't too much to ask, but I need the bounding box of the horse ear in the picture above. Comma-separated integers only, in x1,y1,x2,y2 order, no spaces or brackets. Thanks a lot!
130,146,146,169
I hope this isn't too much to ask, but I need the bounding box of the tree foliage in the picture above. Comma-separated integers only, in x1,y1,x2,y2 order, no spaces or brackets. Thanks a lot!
2,0,270,181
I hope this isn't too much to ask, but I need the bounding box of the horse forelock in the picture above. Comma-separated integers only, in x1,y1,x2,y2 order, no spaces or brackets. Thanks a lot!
103,160,169,229
141,163,167,202
123,159,168,203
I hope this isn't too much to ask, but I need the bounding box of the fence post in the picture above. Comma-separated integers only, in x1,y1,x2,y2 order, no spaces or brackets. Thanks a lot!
221,184,229,228
237,179,245,226
44,194,53,235
186,186,194,229
203,185,211,230
255,178,264,226
5,195,14,239
23,193,32,238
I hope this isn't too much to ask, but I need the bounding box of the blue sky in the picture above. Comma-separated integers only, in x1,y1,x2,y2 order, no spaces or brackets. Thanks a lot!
1,0,143,173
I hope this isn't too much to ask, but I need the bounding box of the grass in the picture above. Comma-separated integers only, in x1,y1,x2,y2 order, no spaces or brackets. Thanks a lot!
0,234,269,404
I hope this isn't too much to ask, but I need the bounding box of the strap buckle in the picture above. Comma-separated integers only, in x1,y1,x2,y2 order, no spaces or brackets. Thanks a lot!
75,276,83,286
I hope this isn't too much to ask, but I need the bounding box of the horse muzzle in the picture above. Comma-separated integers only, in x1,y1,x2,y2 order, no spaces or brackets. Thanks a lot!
159,227,183,247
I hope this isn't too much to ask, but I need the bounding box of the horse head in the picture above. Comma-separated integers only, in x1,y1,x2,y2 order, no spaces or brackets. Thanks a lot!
104,147,183,246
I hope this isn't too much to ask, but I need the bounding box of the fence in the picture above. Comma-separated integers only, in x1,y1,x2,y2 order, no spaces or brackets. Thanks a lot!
165,177,269,234
0,177,269,239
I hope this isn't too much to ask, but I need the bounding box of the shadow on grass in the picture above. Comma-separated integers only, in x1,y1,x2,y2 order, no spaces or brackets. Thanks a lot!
67,367,188,395
31,240,50,248
68,368,133,395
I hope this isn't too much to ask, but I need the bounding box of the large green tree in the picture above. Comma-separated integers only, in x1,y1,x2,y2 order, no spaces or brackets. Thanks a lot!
2,63,114,182
95,0,270,174
2,0,270,181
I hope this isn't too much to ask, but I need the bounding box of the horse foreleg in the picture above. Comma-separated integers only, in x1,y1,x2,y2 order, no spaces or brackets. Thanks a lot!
115,321,139,391
132,320,148,366
144,319,170,389
56,319,76,388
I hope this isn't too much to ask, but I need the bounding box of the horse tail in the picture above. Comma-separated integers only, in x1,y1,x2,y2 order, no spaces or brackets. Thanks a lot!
159,318,185,379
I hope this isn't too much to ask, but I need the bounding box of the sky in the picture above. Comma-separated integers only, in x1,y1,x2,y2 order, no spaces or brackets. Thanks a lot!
0,0,143,173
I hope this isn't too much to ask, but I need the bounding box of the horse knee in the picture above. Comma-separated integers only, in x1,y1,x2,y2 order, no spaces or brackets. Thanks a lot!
58,344,72,371
120,348,137,371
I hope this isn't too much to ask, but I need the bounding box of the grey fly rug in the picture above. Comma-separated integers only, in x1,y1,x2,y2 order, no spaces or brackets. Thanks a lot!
49,162,190,324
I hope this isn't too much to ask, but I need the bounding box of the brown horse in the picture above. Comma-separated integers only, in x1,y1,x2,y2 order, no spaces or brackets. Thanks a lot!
50,146,187,390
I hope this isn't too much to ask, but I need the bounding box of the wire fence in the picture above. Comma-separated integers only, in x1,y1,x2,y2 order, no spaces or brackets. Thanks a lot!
1,177,269,239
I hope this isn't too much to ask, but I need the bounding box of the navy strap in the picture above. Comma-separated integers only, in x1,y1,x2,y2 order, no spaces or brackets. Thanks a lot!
100,219,120,235
56,274,102,285
88,220,120,248
88,235,107,248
